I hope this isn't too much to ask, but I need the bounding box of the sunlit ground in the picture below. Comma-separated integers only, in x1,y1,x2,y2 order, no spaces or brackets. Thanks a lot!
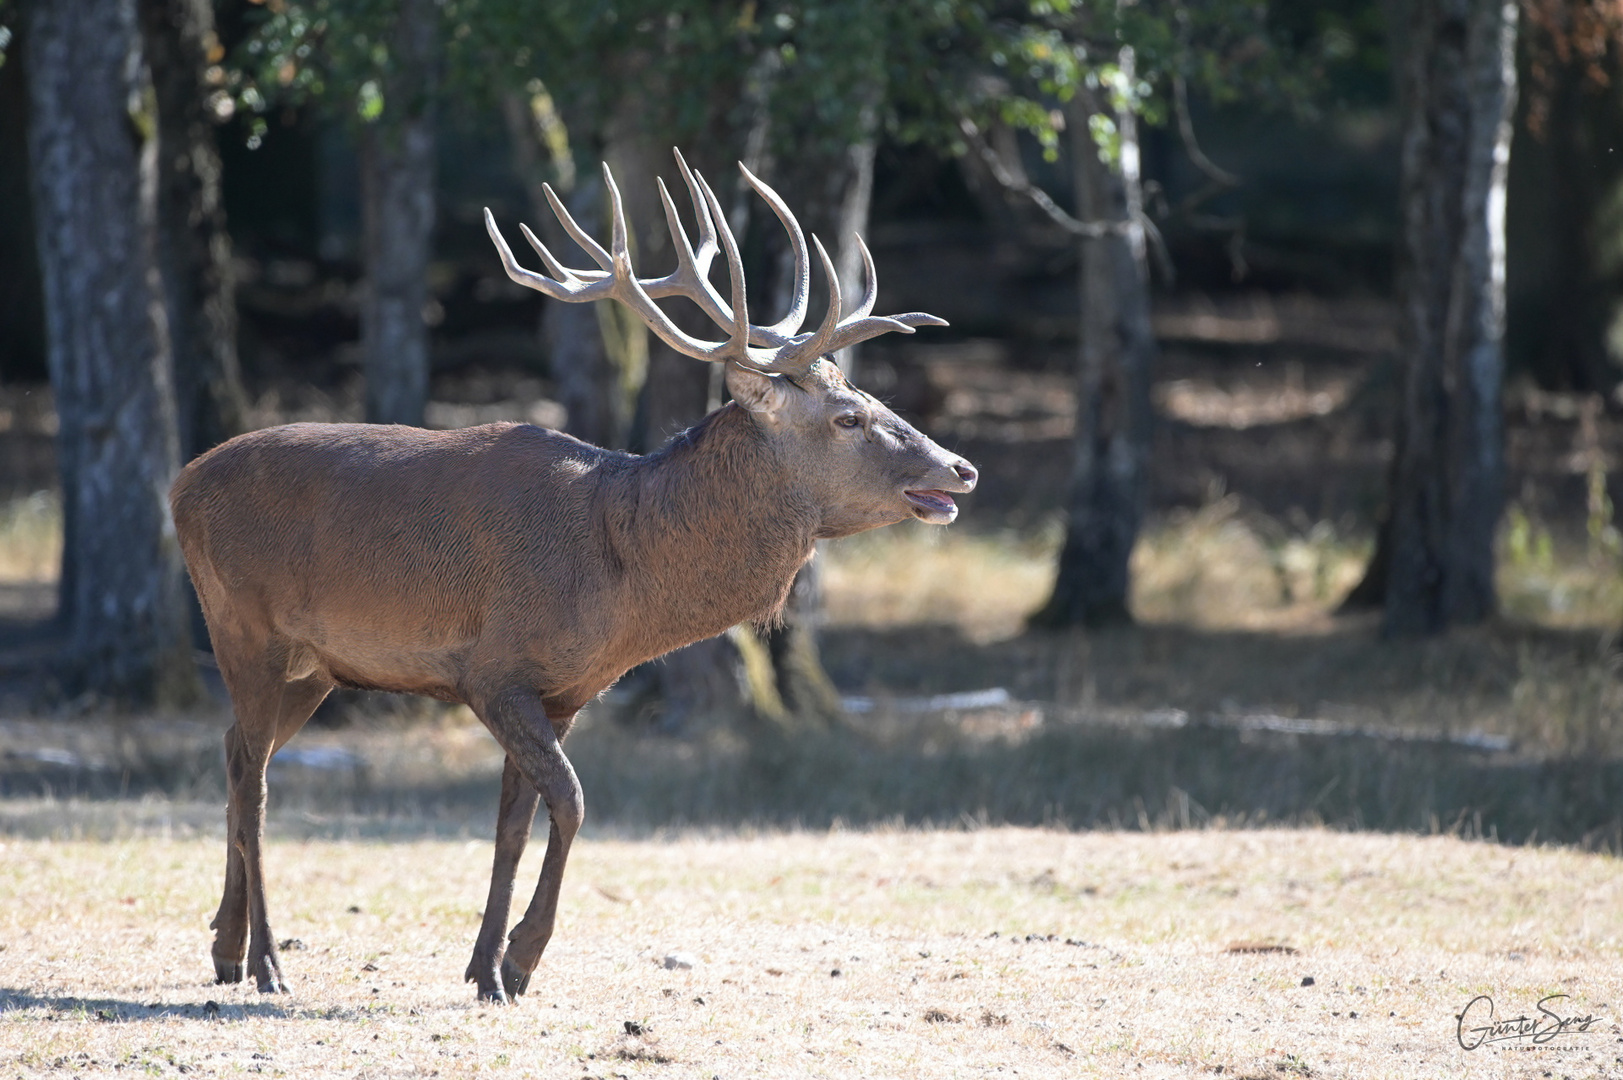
3,828,1621,1079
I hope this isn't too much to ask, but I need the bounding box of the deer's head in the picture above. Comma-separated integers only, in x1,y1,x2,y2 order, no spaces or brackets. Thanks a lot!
724,358,974,537
485,148,975,538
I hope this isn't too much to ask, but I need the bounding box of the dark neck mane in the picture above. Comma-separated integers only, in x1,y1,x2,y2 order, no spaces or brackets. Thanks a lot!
606,404,817,656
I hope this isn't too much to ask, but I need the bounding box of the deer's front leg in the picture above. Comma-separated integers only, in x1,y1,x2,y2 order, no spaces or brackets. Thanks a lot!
465,755,541,1003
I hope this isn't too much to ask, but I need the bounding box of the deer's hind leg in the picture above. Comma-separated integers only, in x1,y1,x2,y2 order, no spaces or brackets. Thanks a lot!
210,635,331,993
467,690,583,1002
464,754,541,1002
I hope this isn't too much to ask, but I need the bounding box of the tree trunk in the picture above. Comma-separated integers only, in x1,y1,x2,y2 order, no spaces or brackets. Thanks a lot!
1375,0,1517,635
360,0,438,428
502,93,628,448
138,0,246,460
1533,53,1609,393
610,121,766,733
615,67,877,732
1032,75,1157,629
759,123,880,728
26,0,200,706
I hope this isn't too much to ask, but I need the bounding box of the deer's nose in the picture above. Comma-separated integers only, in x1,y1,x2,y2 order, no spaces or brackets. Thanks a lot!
953,460,978,490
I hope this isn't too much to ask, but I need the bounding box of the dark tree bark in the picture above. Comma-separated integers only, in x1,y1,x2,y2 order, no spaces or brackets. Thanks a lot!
611,61,879,732
502,94,628,449
1032,81,1157,629
360,0,439,427
138,0,246,460
1359,0,1517,635
1529,54,1613,393
607,121,772,733
26,0,200,705
758,120,880,728
629,324,754,733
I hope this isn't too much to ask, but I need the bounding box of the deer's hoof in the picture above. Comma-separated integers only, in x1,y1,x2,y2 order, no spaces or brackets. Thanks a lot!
466,960,507,1003
500,956,531,1001
213,958,245,985
252,957,288,994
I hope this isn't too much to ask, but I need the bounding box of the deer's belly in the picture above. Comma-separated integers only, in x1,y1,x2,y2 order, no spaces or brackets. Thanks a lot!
284,634,468,701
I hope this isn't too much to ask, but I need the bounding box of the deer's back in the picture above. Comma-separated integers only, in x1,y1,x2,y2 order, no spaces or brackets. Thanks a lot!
171,422,626,698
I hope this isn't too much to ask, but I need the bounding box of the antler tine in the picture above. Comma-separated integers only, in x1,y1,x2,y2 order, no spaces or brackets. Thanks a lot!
766,234,845,374
603,163,635,279
542,182,613,273
644,152,794,349
519,221,602,285
646,175,735,331
489,173,744,366
488,178,743,364
487,149,950,374
765,228,953,367
485,207,609,302
738,162,810,339
849,233,879,320
673,148,720,274
692,168,753,361
821,310,951,356
599,161,748,363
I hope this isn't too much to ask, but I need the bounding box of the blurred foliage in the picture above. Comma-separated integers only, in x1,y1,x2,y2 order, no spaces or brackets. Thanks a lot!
0,0,14,70
1501,501,1623,627
0,491,60,584
1523,0,1623,137
223,1,1381,167
907,0,1385,164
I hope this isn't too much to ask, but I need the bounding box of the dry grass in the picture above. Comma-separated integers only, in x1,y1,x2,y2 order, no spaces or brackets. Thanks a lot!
1129,498,1371,631
821,523,1058,642
817,500,1376,642
2,827,1621,1079
0,493,59,584
822,494,1623,641
1499,507,1623,630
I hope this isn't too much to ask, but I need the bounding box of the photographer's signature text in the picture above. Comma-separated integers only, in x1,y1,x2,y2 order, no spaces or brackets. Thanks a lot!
1456,994,1600,1050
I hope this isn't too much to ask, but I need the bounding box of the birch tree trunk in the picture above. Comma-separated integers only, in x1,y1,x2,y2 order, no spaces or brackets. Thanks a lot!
1378,0,1517,634
26,0,200,706
1032,76,1157,629
138,0,246,460
360,0,439,427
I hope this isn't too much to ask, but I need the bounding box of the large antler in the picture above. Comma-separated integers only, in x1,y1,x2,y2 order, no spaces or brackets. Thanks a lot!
484,148,947,378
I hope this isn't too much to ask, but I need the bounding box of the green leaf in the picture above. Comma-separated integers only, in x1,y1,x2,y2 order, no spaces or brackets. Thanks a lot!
357,79,384,122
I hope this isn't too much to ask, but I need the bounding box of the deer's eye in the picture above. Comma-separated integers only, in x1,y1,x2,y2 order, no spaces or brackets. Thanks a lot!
835,413,863,429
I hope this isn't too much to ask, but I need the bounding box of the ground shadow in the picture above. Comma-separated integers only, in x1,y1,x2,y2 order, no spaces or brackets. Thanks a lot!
0,988,300,1023
2,618,1619,848
572,706,1623,848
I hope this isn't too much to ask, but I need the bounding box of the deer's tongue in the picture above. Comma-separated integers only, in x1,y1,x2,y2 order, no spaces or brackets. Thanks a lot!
905,489,958,521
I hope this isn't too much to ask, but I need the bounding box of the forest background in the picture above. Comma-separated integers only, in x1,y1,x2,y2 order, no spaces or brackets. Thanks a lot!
0,0,1622,844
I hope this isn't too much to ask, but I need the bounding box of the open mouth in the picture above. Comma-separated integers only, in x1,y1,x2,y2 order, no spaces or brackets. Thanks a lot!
905,489,959,523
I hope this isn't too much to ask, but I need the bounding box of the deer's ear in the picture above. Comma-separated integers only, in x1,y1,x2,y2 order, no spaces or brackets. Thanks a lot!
725,364,792,421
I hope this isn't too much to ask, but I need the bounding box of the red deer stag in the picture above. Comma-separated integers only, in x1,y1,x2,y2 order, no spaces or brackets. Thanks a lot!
170,149,976,1002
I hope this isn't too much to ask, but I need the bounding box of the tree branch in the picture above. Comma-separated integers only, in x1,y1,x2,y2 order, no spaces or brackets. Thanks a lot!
1172,73,1239,188
959,116,1175,283
959,117,1127,238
